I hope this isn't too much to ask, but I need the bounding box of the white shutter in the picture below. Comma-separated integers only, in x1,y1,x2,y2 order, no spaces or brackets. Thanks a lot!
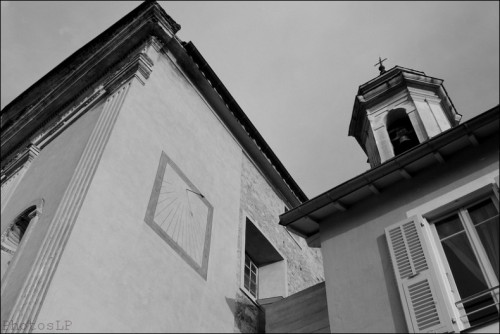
386,216,454,333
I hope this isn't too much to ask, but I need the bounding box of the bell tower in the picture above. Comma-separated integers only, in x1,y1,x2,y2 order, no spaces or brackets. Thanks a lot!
348,61,462,168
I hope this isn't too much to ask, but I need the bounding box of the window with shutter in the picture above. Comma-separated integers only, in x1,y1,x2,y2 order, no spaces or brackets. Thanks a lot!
429,195,499,330
386,216,455,333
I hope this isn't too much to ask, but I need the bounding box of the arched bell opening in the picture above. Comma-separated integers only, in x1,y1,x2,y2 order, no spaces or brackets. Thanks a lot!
386,109,420,156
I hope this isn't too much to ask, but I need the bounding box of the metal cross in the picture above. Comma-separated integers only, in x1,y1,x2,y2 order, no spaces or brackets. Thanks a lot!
374,57,388,74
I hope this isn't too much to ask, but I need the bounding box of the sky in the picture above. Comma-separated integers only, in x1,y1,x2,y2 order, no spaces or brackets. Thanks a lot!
1,1,499,198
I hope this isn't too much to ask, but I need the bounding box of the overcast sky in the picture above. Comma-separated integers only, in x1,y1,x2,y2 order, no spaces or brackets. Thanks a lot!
1,1,499,198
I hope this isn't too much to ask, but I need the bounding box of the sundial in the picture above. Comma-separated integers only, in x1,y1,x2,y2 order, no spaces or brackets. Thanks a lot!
145,151,213,279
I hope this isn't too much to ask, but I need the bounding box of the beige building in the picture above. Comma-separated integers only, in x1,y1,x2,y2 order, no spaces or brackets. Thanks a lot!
1,2,325,333
281,64,499,333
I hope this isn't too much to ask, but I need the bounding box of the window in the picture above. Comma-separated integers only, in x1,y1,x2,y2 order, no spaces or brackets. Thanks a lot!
244,254,258,298
386,185,499,333
431,196,499,328
242,218,287,303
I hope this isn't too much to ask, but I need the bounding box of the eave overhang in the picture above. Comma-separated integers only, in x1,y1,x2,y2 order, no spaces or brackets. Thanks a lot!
178,42,308,205
280,105,499,239
0,1,307,207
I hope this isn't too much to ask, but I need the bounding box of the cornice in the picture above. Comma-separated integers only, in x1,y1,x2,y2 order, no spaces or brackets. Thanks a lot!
0,144,40,186
1,35,159,175
0,1,308,206
0,2,176,170
31,86,107,151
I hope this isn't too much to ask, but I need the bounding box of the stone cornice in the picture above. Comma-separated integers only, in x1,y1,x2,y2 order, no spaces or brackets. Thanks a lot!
0,1,308,206
1,36,158,180
32,86,107,150
0,144,39,186
0,1,177,170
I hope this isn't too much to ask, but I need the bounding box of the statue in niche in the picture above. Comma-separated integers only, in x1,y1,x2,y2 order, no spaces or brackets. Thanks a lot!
0,207,34,280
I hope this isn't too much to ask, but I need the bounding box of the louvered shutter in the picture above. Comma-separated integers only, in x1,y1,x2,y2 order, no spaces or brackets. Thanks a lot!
385,216,454,333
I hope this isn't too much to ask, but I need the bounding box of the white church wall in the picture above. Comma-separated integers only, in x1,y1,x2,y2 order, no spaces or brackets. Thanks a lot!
34,51,245,332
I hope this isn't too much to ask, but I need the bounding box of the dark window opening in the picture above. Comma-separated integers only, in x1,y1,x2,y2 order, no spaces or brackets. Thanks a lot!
434,198,499,328
387,109,419,156
243,219,285,302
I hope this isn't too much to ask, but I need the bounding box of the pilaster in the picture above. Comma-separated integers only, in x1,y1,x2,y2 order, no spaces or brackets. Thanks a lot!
407,109,428,143
3,81,132,333
1,52,153,329
373,124,394,163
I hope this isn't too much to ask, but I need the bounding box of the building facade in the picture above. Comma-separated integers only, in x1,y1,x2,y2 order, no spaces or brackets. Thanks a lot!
0,2,324,333
281,66,499,333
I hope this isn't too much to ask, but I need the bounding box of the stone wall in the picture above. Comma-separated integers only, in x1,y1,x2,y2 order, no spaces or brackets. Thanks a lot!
234,154,324,332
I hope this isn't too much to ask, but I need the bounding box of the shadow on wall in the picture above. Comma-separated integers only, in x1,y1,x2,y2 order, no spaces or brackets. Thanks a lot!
377,234,409,332
225,295,265,333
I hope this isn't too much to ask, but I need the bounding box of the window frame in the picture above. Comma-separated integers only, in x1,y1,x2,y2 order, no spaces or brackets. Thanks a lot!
427,192,499,329
243,253,259,300
239,215,287,304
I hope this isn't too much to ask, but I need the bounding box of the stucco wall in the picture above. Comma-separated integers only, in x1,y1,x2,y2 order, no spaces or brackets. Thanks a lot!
319,135,499,333
34,51,246,332
0,102,104,326
33,47,320,333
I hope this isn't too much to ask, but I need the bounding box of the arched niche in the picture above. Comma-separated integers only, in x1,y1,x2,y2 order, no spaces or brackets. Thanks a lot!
1,200,43,282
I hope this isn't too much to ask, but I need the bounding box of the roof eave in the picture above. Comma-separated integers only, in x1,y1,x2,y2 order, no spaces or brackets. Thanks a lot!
280,105,500,235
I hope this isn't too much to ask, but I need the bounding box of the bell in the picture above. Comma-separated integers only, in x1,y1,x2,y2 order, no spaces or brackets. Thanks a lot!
398,134,412,145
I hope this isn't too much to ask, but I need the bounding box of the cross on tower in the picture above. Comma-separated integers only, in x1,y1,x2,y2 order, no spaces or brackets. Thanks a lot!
374,57,388,75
